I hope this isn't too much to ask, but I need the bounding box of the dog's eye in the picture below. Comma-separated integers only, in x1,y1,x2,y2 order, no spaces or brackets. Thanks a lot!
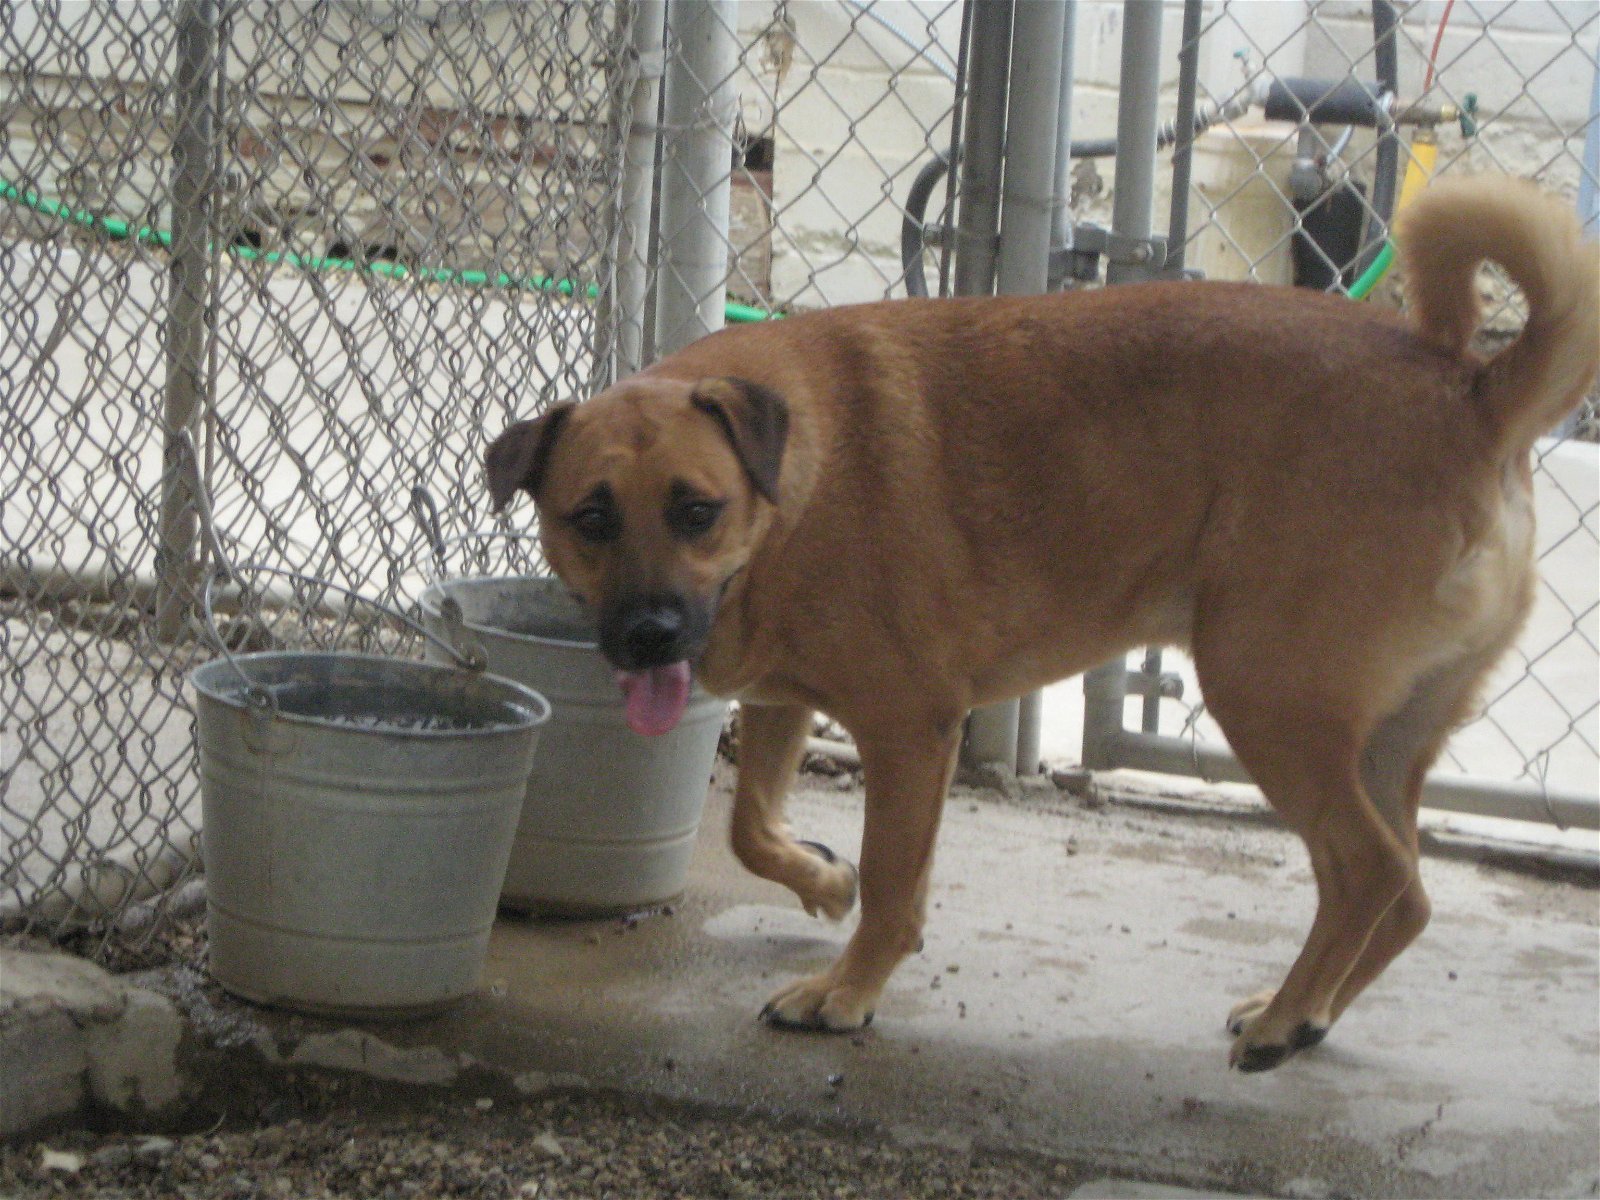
669,498,725,539
567,504,620,544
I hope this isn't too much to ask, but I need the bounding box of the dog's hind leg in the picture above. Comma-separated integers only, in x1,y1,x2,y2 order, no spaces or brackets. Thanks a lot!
730,702,859,921
1195,633,1416,1072
1223,647,1506,1050
761,717,960,1032
1329,649,1502,1022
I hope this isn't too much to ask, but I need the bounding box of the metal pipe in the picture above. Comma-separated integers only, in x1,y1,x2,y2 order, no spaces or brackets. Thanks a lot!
955,0,1017,770
1081,0,1164,765
987,0,1068,776
1050,1,1079,252
1165,0,1204,274
654,0,739,357
1080,654,1129,770
1019,0,1077,776
1104,0,1163,287
1139,647,1163,732
966,702,1021,774
1108,731,1599,832
617,0,667,376
1015,693,1043,776
950,0,1013,298
155,0,218,643
995,0,1066,296
937,0,975,298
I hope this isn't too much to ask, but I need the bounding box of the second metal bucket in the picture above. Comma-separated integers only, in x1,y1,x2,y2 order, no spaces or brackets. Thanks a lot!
419,575,727,915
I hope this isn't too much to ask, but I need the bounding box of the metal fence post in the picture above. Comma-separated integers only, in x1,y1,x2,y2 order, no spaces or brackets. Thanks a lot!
956,0,1017,771
1050,1,1079,253
618,0,668,376
1165,0,1203,275
154,0,218,643
993,0,1068,778
654,0,739,358
1080,0,1164,768
950,0,1012,299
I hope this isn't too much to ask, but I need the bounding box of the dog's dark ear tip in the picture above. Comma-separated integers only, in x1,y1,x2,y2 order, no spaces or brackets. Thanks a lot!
691,377,788,505
484,404,575,510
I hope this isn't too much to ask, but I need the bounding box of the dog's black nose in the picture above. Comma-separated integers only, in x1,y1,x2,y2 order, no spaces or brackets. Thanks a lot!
621,604,685,666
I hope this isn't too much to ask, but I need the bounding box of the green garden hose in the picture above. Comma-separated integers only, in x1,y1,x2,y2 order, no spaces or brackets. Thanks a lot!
0,176,775,322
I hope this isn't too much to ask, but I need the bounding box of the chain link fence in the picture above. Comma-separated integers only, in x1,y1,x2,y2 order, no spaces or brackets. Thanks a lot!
2,0,639,960
0,0,969,963
3,0,1595,966
1076,1,1598,830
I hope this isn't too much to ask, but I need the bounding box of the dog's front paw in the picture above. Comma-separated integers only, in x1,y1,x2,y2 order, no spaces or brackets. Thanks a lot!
759,972,875,1033
796,841,859,922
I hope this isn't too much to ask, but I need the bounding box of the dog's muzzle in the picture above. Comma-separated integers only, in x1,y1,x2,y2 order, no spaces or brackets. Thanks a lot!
599,594,711,738
602,595,697,671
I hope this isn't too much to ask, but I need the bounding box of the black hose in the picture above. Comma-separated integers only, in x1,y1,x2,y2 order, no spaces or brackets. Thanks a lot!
1357,0,1401,278
902,152,951,298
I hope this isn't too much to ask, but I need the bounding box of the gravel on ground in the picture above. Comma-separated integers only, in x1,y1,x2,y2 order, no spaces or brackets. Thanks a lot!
1,1076,1090,1200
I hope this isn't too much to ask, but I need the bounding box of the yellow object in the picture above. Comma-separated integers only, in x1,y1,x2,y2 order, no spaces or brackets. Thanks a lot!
1398,133,1439,213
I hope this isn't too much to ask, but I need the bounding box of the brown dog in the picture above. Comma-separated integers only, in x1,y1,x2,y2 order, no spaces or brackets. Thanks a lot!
486,177,1598,1071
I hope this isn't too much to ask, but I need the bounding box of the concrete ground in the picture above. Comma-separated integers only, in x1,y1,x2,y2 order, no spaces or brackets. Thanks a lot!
10,765,1594,1198
440,771,1600,1199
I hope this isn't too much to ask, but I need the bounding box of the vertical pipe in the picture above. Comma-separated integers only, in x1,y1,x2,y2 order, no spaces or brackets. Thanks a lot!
1081,652,1129,771
1104,0,1163,287
1139,646,1163,732
937,0,975,298
155,0,218,642
1016,0,1077,777
951,0,1013,298
1050,1,1079,251
955,0,1018,770
995,0,1065,296
1081,0,1163,765
1165,0,1203,275
989,0,1067,776
617,0,667,376
654,0,739,358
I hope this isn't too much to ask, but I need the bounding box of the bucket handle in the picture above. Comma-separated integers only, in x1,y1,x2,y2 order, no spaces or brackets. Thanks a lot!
407,485,545,666
408,485,542,586
201,564,490,712
173,434,486,714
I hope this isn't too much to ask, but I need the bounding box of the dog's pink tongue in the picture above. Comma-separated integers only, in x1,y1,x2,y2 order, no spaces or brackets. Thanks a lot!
616,661,692,736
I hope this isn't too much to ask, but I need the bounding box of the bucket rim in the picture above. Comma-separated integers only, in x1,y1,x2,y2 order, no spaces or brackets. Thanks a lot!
190,649,552,737
418,574,599,651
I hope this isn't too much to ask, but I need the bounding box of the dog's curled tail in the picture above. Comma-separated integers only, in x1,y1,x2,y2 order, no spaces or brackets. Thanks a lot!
1396,175,1599,455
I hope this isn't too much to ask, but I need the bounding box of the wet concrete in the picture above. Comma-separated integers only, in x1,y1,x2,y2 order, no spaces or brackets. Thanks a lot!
348,766,1600,1199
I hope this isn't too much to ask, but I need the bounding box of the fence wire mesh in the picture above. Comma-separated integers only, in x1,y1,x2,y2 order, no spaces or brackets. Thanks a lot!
2,0,1595,966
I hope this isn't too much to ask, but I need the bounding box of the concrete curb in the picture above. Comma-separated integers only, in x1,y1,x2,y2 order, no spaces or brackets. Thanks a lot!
1,948,186,1136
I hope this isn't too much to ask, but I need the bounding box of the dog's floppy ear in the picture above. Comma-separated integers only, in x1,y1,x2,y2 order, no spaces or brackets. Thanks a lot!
690,377,788,503
485,402,576,512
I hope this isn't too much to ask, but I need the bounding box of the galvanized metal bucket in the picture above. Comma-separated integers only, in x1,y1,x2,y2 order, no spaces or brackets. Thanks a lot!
418,572,726,915
193,566,550,1017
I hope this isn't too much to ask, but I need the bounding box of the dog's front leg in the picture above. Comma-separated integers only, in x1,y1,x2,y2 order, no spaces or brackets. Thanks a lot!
730,702,859,921
761,720,959,1032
